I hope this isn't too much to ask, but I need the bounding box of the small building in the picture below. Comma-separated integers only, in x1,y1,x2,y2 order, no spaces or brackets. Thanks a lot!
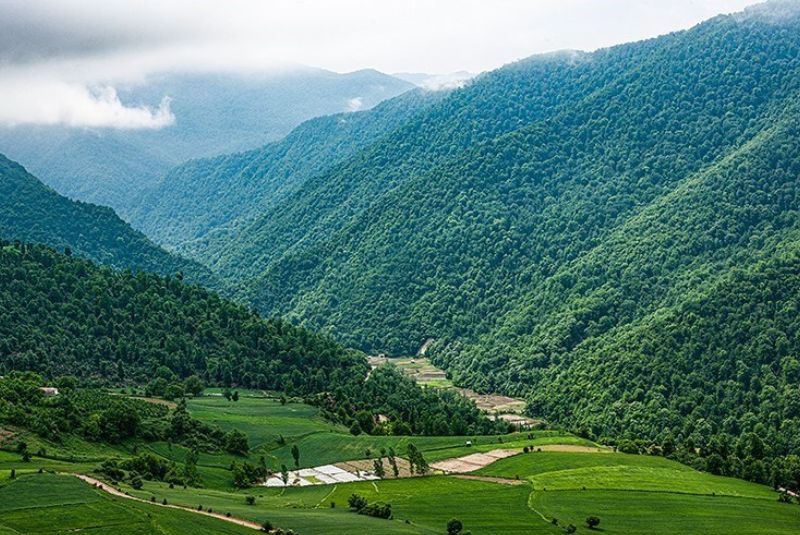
39,387,59,397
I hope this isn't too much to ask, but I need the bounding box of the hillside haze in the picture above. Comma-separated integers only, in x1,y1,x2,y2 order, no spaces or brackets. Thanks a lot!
0,68,413,215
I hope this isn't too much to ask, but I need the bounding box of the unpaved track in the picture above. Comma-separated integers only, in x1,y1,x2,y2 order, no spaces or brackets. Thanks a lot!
534,444,609,453
453,474,525,485
431,448,519,473
74,474,263,531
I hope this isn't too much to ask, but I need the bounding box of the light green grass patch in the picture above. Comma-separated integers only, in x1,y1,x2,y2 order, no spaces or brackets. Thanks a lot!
533,489,800,534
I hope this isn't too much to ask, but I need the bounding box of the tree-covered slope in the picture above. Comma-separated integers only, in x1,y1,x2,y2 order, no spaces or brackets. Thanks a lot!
129,89,444,261
0,68,414,214
0,155,215,286
435,100,800,459
0,241,501,437
0,240,364,393
216,3,800,358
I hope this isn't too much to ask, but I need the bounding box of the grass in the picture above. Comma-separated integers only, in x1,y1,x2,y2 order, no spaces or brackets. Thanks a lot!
533,490,800,534
186,396,340,447
0,473,254,534
4,395,798,534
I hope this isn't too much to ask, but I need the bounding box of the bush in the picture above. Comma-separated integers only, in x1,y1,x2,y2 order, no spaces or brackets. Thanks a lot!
586,516,601,529
359,502,392,520
447,518,464,534
246,495,256,505
348,493,367,511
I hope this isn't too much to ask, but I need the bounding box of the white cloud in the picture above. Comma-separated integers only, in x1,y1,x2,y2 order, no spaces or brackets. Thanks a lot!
0,0,760,129
346,97,364,112
0,77,174,129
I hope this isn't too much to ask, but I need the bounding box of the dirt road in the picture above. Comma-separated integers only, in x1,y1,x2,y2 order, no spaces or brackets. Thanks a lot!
74,474,264,531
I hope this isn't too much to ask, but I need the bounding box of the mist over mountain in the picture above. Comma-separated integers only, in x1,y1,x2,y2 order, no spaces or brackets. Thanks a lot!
0,68,413,215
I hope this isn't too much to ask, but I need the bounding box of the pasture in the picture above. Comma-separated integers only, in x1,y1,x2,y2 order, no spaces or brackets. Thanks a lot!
0,473,254,535
3,394,798,535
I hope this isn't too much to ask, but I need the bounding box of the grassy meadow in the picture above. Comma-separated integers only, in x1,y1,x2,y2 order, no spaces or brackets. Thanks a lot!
1,392,798,534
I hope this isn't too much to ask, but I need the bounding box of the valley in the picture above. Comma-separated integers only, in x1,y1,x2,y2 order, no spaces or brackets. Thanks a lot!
368,355,534,425
2,1,800,533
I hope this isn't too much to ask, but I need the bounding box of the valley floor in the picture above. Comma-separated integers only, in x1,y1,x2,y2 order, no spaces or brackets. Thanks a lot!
2,392,798,534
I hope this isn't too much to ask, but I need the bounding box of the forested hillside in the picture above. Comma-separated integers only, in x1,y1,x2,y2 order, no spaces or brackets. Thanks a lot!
0,155,216,286
129,89,444,261
0,241,499,436
150,1,800,474
210,2,800,355
0,69,413,214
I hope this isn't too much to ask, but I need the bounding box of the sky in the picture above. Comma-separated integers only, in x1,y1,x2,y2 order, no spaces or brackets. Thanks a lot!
0,0,759,129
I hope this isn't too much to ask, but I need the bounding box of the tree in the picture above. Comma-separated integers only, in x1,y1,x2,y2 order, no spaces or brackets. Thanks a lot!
232,391,240,402
224,429,249,455
291,444,300,468
566,525,577,534
348,493,367,511
146,377,169,398
232,463,250,488
131,476,143,490
447,518,464,535
164,383,184,401
245,495,256,505
350,421,362,436
373,458,385,478
280,464,289,485
184,375,204,397
586,516,601,529
183,448,200,486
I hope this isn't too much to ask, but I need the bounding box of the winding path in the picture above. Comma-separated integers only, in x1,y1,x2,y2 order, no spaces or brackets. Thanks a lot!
74,474,264,531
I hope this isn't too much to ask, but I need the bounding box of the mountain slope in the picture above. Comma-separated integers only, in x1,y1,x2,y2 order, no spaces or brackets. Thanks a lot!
129,89,444,261
0,155,216,286
213,3,800,357
0,239,364,393
0,68,414,214
436,99,800,454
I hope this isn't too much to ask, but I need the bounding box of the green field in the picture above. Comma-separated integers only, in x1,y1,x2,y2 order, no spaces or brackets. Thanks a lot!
2,394,798,534
0,473,254,535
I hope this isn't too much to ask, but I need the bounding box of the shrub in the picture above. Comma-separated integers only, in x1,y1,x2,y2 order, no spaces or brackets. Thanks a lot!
586,516,601,529
447,518,464,534
348,493,367,511
246,495,256,505
359,502,392,520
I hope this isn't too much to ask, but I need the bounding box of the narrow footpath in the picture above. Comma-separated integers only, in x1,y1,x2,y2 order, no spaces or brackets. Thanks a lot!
73,474,264,531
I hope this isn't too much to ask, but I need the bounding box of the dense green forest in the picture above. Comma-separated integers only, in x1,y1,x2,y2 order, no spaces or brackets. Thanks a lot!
0,69,413,214
204,2,800,357
0,155,216,286
130,2,800,485
0,241,498,436
129,89,443,262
